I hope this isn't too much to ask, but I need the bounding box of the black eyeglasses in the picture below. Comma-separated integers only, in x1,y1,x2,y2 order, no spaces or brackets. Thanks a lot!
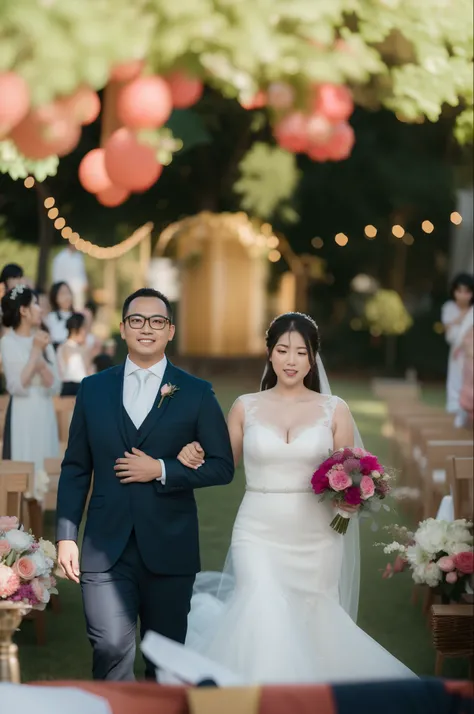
124,314,171,330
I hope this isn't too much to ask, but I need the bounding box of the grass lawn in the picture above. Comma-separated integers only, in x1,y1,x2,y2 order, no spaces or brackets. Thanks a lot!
16,377,468,682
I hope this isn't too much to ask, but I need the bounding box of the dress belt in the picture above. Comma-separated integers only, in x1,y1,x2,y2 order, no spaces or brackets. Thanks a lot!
245,486,312,494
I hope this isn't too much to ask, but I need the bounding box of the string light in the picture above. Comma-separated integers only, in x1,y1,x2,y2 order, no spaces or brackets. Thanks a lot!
311,237,324,249
392,224,405,238
54,217,66,230
48,207,59,219
61,226,72,239
24,176,35,188
266,235,279,249
422,220,434,234
268,249,281,262
450,211,462,225
364,225,377,239
44,197,55,209
335,233,349,246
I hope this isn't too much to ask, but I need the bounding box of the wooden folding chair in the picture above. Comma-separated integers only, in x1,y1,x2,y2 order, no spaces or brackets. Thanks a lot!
422,440,474,520
43,457,63,512
431,604,474,677
0,394,10,437
447,456,474,521
53,396,76,443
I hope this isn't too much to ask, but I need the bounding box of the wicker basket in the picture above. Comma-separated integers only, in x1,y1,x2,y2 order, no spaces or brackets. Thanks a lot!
431,604,474,675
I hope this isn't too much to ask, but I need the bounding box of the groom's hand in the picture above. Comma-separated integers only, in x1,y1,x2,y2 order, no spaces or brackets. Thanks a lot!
114,448,162,483
57,540,80,583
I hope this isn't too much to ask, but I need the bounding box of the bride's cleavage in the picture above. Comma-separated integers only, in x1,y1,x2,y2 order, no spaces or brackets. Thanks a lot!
255,402,328,445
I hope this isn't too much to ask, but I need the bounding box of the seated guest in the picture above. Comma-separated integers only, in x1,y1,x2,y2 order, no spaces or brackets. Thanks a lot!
57,313,90,396
45,281,74,349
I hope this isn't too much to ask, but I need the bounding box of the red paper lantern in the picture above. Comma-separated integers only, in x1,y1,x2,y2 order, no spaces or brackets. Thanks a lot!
0,72,30,137
62,87,101,125
307,141,331,162
97,185,130,207
110,59,144,83
240,91,266,110
325,122,355,161
266,83,295,111
104,128,163,192
78,149,112,194
306,113,333,145
313,83,354,123
166,71,203,109
274,112,309,153
10,109,81,159
117,76,172,130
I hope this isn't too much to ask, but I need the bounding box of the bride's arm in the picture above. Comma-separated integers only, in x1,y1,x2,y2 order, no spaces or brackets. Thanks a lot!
227,398,244,467
176,397,245,469
333,398,355,450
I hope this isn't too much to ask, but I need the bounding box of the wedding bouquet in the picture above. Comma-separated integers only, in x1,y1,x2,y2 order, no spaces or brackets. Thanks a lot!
0,516,58,610
311,447,392,534
379,518,474,602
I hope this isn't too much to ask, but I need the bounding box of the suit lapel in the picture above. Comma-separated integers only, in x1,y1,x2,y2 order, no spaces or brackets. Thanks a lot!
136,361,180,448
110,363,130,448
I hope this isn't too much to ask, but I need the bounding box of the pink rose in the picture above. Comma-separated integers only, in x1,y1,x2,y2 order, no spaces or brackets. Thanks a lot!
446,571,458,584
0,564,20,598
353,448,366,458
437,556,455,572
328,466,352,492
453,551,474,575
160,384,172,396
0,538,11,557
0,516,19,533
360,475,375,500
13,556,36,581
344,486,362,506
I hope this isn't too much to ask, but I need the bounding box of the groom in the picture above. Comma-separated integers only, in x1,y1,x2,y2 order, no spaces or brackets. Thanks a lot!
56,288,234,681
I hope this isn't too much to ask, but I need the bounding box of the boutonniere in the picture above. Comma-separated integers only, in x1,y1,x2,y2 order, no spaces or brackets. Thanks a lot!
158,383,179,408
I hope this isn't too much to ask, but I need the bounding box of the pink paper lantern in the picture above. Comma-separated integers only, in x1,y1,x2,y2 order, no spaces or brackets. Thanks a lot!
97,185,130,207
78,149,112,194
62,87,101,125
110,60,144,83
274,112,309,153
0,72,30,137
10,109,81,159
166,71,203,109
313,83,354,123
325,121,355,161
266,83,295,111
117,76,172,130
240,91,266,110
104,128,163,192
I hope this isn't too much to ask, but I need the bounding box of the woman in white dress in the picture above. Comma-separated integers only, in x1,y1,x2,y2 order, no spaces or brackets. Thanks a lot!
441,273,474,425
177,313,414,684
0,285,60,501
57,313,91,396
45,281,74,349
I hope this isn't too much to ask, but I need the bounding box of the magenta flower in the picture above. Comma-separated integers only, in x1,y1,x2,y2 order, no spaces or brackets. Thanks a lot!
360,455,381,474
345,486,362,506
311,473,329,494
343,458,360,474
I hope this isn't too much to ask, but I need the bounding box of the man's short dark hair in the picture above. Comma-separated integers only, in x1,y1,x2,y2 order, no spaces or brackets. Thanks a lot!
122,288,173,322
0,263,24,285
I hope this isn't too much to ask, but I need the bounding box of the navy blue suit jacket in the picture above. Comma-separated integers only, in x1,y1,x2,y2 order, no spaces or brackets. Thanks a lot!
56,361,234,575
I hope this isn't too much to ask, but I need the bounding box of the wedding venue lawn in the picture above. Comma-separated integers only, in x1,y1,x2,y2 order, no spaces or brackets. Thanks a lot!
17,376,466,683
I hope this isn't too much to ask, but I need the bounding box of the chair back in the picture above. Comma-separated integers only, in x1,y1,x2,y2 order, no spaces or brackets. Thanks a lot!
447,457,474,521
43,457,63,511
54,396,76,442
0,460,34,519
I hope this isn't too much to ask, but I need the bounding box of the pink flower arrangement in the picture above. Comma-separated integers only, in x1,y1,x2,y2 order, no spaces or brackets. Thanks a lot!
311,447,391,534
0,515,58,609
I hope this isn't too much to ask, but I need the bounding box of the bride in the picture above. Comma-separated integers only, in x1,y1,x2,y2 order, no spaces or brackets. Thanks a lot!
177,313,414,684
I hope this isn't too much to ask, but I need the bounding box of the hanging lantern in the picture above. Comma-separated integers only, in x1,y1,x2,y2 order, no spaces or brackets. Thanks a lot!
78,149,112,194
62,87,101,125
110,59,144,83
104,127,162,192
97,185,130,207
117,75,172,130
274,112,308,153
313,83,354,123
166,71,203,108
10,108,81,159
0,72,30,137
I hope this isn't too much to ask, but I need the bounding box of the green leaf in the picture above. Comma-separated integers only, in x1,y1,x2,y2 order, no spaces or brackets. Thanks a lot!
165,109,212,153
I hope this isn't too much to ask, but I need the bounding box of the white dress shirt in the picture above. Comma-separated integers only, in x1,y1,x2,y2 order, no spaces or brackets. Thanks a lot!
123,355,167,483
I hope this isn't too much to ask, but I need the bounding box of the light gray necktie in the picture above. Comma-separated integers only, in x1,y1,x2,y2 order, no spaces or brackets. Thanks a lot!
128,369,151,428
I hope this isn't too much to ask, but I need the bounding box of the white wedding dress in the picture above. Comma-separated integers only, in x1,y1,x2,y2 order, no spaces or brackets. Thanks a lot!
186,392,414,684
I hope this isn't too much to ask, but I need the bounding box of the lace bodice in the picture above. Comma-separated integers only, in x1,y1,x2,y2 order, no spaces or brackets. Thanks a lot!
239,392,341,493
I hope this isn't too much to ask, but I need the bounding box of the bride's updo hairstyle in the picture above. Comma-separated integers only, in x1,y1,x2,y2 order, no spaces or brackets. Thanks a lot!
260,312,321,393
1,285,35,329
